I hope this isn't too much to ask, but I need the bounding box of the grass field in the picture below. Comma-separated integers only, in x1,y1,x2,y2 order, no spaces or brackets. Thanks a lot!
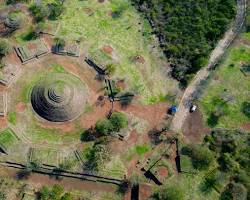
7,112,17,125
0,128,19,150
199,33,250,129
42,0,178,104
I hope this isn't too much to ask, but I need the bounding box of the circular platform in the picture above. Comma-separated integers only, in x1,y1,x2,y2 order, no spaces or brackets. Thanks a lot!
31,73,87,122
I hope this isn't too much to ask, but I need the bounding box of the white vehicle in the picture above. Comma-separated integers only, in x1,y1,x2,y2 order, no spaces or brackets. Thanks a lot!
190,104,197,113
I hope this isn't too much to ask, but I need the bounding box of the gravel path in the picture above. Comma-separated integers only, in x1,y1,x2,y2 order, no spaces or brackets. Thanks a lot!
171,0,247,132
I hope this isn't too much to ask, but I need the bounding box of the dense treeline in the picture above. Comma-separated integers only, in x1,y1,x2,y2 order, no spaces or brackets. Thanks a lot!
205,130,250,200
131,0,236,87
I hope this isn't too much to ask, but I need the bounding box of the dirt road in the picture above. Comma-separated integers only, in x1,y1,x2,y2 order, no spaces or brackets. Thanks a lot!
171,0,247,132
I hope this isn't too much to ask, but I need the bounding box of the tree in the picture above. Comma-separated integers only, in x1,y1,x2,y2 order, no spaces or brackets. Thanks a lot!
109,112,128,132
6,0,29,4
188,144,215,170
38,186,50,200
61,192,73,200
105,63,116,75
220,182,247,200
50,184,64,200
131,0,236,86
0,39,11,57
0,192,6,200
29,3,49,22
241,101,250,118
218,153,240,172
48,3,64,20
85,143,110,171
34,22,46,36
152,186,184,200
95,119,113,135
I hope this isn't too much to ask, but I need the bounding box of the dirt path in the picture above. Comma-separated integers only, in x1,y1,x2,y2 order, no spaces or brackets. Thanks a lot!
171,0,247,132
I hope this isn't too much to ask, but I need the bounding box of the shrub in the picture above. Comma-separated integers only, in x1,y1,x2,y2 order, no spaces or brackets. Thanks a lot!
218,153,240,172
0,39,11,57
85,143,110,171
29,3,49,22
188,144,215,170
241,102,250,118
109,112,128,132
38,186,50,200
48,3,64,20
105,63,116,75
95,119,113,135
61,193,73,200
50,184,64,200
220,182,247,200
152,186,184,200
38,184,65,200
0,192,6,200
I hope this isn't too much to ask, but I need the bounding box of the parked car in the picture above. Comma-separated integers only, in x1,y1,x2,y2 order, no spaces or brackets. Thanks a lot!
190,104,197,113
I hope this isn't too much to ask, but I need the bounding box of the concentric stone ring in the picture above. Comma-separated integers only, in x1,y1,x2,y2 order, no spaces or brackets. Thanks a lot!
31,73,87,122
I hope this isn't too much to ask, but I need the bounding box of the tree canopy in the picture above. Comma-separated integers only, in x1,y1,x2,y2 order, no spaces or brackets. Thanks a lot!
131,0,236,87
151,186,184,200
0,39,11,57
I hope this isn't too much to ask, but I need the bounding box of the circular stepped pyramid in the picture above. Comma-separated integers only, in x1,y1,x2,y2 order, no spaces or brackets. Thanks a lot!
31,73,87,122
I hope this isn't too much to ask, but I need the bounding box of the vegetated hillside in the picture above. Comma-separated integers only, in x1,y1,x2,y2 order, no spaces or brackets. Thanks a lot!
131,0,236,87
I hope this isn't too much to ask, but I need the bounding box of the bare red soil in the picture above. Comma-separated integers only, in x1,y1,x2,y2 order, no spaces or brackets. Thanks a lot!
139,183,152,200
15,102,26,113
81,101,168,130
102,45,113,54
158,167,168,177
135,55,145,64
182,110,210,143
38,121,76,133
0,117,7,129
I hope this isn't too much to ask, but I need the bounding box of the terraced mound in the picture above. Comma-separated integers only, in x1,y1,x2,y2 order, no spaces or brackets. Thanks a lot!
31,73,88,122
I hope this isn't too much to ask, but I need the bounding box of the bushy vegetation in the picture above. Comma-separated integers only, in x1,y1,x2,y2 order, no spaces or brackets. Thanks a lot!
95,112,128,136
29,1,64,22
6,0,29,5
181,144,215,170
151,185,184,200
38,184,73,200
246,5,250,32
0,39,11,57
131,0,236,87
0,192,6,200
204,129,250,199
84,139,111,172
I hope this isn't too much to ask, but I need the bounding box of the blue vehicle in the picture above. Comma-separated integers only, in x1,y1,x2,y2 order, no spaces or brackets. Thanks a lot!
168,105,178,115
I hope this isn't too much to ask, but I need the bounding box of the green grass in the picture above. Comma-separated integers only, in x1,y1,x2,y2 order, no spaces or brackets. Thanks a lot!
20,72,46,103
180,155,196,173
125,144,151,161
200,34,250,129
0,128,19,150
44,0,178,104
135,144,150,155
51,64,66,73
7,112,17,125
31,148,59,166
